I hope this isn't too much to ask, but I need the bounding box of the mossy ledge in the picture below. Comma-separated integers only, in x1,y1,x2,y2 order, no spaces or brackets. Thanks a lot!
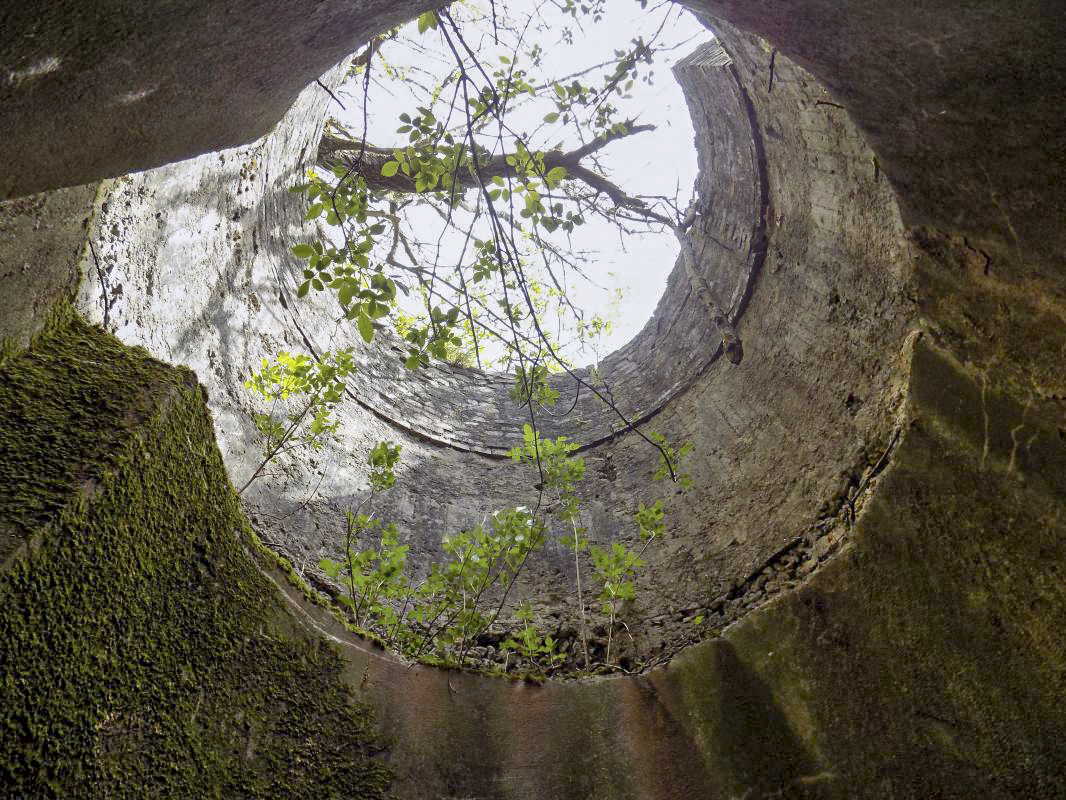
0,316,392,798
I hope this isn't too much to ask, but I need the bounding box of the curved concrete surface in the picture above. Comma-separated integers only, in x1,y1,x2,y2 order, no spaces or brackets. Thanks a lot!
52,19,912,670
1,0,1064,796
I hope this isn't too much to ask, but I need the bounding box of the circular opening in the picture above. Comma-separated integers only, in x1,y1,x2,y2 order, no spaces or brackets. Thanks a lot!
267,2,734,676
233,4,774,677
314,1,707,371
78,7,913,682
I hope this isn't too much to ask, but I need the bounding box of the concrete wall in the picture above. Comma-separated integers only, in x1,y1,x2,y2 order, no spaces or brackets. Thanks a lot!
26,20,916,667
1,0,1064,796
0,0,439,200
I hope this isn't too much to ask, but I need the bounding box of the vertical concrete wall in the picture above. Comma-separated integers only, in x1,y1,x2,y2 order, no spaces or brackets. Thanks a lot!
27,20,919,669
1,0,1064,797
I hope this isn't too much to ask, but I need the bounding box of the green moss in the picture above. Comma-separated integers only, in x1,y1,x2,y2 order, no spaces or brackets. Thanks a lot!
0,317,393,798
722,404,1066,795
664,640,834,799
247,535,399,653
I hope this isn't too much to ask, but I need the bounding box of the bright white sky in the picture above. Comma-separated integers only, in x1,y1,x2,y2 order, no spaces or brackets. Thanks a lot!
334,0,711,365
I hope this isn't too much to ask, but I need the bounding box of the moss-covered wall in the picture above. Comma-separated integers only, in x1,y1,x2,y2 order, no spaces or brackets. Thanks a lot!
715,337,1066,798
1,0,1064,795
0,316,392,798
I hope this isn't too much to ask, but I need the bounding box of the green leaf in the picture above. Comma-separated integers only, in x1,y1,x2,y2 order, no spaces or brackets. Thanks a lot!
543,112,560,124
358,312,375,343
291,243,315,258
417,10,438,32
381,160,401,178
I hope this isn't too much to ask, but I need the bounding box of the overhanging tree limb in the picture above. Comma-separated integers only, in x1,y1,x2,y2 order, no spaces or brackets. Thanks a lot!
316,122,656,196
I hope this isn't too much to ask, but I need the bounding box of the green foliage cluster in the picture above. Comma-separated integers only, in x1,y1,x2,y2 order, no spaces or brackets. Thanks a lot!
650,432,695,489
0,318,391,798
314,391,691,676
293,161,467,367
322,478,549,667
501,603,566,671
510,361,561,408
240,348,357,494
241,2,699,676
293,0,677,372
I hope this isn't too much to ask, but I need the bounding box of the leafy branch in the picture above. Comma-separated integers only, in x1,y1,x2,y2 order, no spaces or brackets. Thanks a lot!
243,1,716,675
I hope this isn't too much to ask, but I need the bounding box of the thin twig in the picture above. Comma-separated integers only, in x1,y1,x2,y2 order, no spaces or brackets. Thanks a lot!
88,240,110,330
316,79,347,110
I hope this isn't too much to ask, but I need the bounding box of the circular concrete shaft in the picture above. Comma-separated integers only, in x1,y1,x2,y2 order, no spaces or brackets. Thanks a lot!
1,0,1064,796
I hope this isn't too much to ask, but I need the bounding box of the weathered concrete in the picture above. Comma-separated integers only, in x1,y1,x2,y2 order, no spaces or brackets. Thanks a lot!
46,25,914,667
0,184,96,352
0,0,438,200
687,0,1066,277
1,0,1065,797
264,336,1066,798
